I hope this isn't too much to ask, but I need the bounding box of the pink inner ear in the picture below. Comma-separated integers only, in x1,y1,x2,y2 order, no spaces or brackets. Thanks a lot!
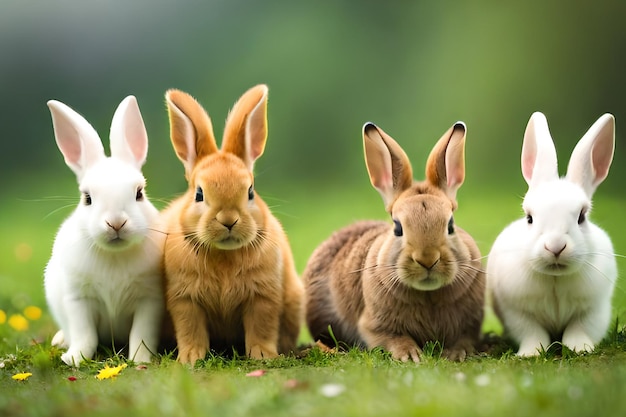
56,126,83,168
590,122,615,185
445,134,465,190
521,122,538,184
373,171,393,193
123,113,148,165
446,165,462,189
48,100,105,176
247,120,266,162
521,151,536,183
521,112,558,186
363,126,394,202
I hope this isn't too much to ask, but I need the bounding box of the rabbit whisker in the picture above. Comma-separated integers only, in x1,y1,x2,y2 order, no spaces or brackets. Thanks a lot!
454,262,486,276
471,255,489,263
370,269,404,299
587,251,626,260
262,194,291,205
147,227,169,236
21,196,78,202
43,204,77,220
580,258,623,291
350,263,396,275
150,197,176,206
267,208,297,219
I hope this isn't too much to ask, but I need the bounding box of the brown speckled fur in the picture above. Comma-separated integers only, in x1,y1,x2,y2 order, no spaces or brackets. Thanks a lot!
303,122,485,362
161,85,303,363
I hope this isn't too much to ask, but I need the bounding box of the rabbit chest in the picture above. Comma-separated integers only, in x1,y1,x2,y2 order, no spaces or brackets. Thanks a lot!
511,272,601,332
363,272,478,345
94,256,157,294
56,249,162,342
167,242,284,328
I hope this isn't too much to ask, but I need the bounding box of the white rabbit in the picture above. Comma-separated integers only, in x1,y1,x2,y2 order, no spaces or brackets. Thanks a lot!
44,96,166,366
487,112,617,356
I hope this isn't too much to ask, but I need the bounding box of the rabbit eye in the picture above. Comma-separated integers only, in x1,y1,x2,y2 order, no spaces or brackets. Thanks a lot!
526,213,533,225
578,210,586,225
447,216,455,235
393,219,403,237
83,192,92,206
195,186,204,202
136,187,144,201
248,185,254,201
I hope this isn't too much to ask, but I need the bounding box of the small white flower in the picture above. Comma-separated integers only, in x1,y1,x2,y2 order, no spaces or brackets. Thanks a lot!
319,383,346,398
568,386,583,400
474,373,491,387
453,372,467,383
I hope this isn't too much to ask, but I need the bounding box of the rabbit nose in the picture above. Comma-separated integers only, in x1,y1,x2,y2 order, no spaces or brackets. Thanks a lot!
216,212,239,231
545,243,566,257
106,220,127,232
221,219,239,231
417,258,440,270
412,252,440,270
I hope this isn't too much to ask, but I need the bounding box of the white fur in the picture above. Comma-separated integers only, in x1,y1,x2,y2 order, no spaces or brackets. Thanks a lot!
487,112,617,356
44,97,165,366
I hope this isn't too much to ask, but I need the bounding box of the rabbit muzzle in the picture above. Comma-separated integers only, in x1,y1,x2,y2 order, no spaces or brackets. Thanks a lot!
98,221,137,250
533,234,581,276
210,211,246,249
400,261,450,291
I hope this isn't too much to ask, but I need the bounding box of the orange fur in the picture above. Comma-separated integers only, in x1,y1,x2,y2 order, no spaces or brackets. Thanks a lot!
161,85,303,363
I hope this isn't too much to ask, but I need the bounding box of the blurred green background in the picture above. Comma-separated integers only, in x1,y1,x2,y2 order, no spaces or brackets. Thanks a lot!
1,1,624,326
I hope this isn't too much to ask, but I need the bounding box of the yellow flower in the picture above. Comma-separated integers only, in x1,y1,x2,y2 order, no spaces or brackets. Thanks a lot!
8,314,28,331
0,310,6,324
12,372,32,381
96,364,127,380
23,306,42,321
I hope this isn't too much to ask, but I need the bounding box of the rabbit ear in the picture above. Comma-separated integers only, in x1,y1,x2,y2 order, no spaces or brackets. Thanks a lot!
566,113,615,198
109,96,148,169
47,100,105,179
425,122,466,201
521,112,558,187
362,122,413,207
221,84,268,171
166,89,218,178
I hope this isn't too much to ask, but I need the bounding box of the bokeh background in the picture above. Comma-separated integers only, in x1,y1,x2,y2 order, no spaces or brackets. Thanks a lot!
1,1,625,329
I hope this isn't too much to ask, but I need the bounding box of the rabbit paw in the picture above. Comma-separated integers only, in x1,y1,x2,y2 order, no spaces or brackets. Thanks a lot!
386,337,422,363
517,340,543,357
177,345,207,364
51,330,68,348
443,347,468,362
61,349,86,367
563,333,594,354
444,338,475,362
248,344,279,360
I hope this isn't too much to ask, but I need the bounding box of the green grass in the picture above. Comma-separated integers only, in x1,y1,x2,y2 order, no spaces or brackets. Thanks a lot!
1,182,626,416
2,333,626,417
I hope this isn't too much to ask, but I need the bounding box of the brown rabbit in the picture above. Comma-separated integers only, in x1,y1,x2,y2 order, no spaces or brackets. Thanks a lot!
160,85,304,363
304,122,485,362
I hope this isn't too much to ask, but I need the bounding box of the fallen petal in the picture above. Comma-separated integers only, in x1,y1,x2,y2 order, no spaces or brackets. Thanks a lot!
12,372,32,381
246,369,267,377
96,364,128,380
284,379,310,390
